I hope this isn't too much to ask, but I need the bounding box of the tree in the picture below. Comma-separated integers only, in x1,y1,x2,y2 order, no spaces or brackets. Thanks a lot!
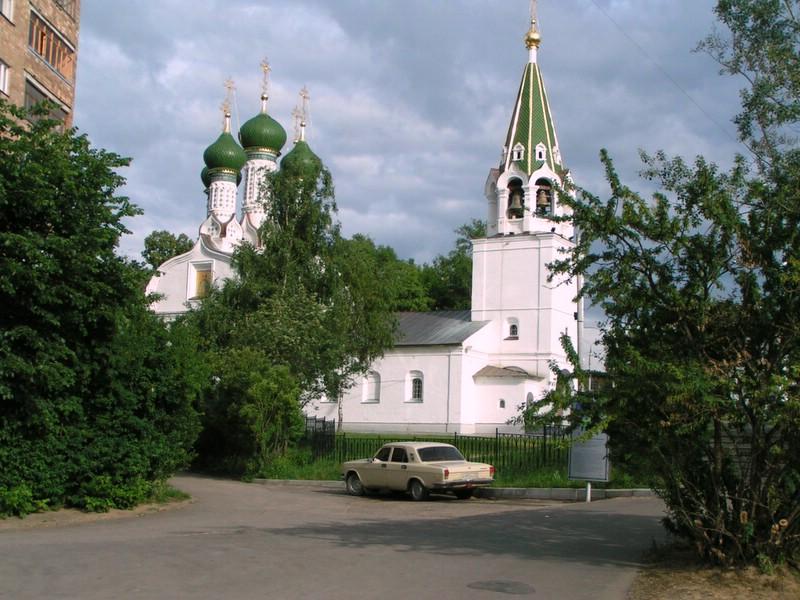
530,2,800,567
421,219,486,310
368,242,431,312
195,349,303,476
186,156,399,467
0,100,204,515
142,230,194,272
698,0,800,171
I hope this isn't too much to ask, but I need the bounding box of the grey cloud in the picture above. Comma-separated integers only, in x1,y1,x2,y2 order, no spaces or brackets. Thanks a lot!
76,0,745,263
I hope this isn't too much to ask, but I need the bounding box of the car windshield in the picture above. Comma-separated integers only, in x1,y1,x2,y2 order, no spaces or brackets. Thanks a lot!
418,446,465,462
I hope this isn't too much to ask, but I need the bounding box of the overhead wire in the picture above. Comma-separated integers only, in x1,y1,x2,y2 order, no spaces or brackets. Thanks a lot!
586,0,753,158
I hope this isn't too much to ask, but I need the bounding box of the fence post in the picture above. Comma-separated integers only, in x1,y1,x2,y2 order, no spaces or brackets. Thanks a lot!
495,428,500,470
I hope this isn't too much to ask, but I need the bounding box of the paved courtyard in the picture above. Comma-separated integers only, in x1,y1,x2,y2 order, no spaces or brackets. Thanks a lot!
0,475,666,600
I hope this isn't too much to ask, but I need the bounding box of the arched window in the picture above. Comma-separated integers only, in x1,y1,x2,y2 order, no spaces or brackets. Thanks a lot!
506,178,525,219
512,142,525,162
499,399,506,409
535,178,553,217
364,371,381,404
408,371,424,403
535,142,547,162
506,318,520,340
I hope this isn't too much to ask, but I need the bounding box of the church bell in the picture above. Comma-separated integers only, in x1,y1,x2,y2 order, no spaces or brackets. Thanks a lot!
508,188,524,218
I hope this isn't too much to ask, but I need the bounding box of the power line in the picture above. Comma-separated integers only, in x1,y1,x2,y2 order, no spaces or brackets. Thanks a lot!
587,0,750,156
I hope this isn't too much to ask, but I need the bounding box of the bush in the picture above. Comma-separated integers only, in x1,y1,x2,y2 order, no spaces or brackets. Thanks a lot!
0,101,205,516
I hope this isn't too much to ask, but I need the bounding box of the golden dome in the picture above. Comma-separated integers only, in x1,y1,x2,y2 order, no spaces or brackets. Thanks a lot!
525,20,542,49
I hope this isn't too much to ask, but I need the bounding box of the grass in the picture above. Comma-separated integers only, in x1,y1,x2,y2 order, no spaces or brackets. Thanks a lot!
253,449,649,489
147,482,191,504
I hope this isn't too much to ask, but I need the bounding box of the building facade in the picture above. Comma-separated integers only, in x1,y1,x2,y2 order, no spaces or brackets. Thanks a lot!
0,0,80,125
307,11,579,433
148,9,580,434
146,76,320,318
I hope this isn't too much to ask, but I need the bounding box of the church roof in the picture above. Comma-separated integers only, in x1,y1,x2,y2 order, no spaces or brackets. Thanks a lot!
502,61,561,175
501,6,563,177
395,311,488,346
473,365,540,380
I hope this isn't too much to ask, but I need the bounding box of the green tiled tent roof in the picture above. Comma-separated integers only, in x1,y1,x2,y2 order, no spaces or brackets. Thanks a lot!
502,62,561,175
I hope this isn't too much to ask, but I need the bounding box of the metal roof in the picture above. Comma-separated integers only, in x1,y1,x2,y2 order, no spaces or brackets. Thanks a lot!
473,365,540,380
395,311,489,346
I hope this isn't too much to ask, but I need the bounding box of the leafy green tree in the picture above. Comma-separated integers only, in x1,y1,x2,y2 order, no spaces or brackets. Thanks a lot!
142,230,194,271
187,156,399,466
421,219,486,310
0,100,204,515
195,349,303,477
528,2,800,567
698,0,800,170
367,242,431,312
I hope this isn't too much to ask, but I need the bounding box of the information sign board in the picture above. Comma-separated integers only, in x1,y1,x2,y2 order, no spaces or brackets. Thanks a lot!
568,431,610,482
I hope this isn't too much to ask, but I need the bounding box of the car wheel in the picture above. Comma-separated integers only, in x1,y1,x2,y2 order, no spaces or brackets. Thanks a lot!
346,472,365,496
454,490,474,500
408,479,429,501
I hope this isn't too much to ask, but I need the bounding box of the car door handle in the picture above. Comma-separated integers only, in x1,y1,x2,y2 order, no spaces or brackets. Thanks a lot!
381,464,387,468
401,465,407,470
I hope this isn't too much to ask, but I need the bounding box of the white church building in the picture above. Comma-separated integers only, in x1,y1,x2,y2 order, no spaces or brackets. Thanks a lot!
147,10,579,434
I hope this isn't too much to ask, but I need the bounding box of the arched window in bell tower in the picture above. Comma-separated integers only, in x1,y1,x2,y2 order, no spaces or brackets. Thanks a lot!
534,178,554,217
506,178,525,219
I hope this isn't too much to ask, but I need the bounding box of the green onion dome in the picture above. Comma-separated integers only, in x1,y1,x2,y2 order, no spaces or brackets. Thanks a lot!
281,140,322,176
239,102,287,154
203,130,247,173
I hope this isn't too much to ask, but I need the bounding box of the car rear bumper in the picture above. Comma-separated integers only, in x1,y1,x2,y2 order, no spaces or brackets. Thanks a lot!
432,479,493,490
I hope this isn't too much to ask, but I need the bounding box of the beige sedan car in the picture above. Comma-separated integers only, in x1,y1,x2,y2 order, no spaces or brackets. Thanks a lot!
342,442,495,501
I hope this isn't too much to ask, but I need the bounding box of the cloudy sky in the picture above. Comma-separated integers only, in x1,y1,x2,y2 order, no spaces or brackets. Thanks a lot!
74,0,745,265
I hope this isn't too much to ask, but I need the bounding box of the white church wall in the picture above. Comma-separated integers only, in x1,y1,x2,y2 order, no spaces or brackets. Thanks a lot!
145,239,234,318
472,232,577,379
470,378,531,434
307,346,468,434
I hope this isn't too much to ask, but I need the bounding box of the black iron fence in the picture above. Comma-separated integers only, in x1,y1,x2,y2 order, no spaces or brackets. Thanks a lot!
302,419,568,474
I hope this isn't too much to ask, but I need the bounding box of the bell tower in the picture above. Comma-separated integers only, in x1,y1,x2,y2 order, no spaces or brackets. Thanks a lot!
471,0,577,380
485,0,573,239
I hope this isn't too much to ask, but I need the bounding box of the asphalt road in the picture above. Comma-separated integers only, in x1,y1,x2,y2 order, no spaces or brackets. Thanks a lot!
0,475,666,600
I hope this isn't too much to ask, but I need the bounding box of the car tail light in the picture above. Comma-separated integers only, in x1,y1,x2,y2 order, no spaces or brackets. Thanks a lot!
444,468,449,480
490,466,496,477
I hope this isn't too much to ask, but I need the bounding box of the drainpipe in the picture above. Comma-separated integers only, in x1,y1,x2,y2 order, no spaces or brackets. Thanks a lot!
445,352,452,433
575,226,584,376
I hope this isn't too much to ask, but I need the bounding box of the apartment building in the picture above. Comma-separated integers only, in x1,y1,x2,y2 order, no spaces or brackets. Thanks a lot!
0,0,80,126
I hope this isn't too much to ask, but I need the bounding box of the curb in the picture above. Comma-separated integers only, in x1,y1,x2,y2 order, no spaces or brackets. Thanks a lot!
474,487,655,501
251,478,655,500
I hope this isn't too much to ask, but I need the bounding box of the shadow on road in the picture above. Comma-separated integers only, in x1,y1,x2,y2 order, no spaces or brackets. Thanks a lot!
263,502,665,567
